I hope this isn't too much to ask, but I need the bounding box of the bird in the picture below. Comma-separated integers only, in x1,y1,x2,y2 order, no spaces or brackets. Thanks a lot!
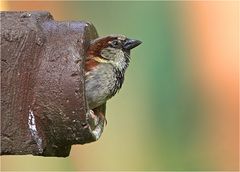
85,34,142,123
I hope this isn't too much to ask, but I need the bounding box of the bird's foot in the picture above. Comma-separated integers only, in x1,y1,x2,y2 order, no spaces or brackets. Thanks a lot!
87,109,99,128
98,112,107,126
86,109,104,140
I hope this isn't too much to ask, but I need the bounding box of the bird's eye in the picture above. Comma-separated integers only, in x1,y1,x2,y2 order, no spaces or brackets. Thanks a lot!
111,40,120,47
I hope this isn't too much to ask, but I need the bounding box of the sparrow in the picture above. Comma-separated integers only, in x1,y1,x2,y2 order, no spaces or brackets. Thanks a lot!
85,35,142,121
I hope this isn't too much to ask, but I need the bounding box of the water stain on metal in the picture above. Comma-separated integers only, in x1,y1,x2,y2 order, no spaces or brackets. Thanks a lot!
28,110,43,154
20,12,31,18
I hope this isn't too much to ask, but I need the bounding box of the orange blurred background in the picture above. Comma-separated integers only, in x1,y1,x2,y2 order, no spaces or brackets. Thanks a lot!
0,1,239,171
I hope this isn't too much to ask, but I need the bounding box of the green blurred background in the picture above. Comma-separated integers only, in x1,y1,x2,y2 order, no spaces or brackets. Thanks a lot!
1,1,239,171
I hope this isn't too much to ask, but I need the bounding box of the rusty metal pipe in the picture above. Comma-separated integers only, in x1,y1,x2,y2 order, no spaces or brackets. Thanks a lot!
1,11,106,157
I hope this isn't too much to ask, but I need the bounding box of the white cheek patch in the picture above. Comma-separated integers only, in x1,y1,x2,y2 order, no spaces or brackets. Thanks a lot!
100,48,128,71
100,47,116,60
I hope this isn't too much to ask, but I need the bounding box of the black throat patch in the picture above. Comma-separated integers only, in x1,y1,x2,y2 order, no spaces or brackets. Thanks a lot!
109,57,129,98
108,68,125,99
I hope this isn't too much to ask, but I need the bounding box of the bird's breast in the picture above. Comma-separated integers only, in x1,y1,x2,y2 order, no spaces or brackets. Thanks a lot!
85,64,124,109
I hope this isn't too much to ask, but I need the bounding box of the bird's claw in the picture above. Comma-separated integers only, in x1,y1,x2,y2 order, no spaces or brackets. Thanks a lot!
86,109,105,140
88,109,99,127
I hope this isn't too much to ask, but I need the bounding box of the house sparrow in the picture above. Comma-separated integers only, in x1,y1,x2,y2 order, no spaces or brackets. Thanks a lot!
85,35,141,120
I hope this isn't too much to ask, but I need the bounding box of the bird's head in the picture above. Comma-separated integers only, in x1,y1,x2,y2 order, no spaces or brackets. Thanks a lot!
86,35,142,71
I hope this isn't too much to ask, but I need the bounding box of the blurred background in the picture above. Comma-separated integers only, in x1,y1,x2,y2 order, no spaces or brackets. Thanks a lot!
0,1,239,171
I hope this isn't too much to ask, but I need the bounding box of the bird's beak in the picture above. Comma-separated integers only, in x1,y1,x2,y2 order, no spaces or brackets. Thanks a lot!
123,38,142,50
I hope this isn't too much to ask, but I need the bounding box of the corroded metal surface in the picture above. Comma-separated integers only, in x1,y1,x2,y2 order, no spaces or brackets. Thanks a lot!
1,11,105,157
